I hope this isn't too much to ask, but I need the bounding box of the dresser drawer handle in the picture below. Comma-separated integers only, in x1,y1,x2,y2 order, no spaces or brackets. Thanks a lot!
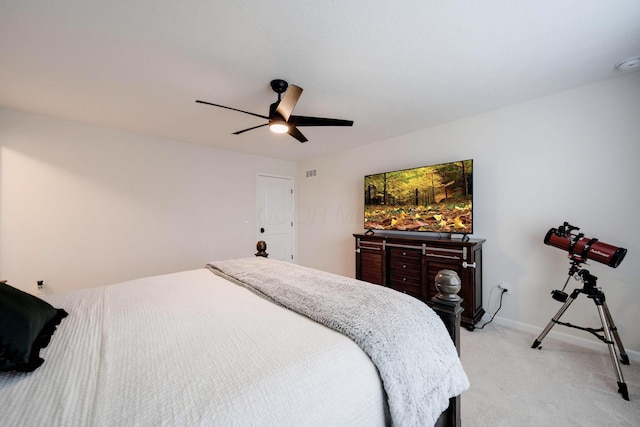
426,253,460,260
403,264,407,269
403,277,407,282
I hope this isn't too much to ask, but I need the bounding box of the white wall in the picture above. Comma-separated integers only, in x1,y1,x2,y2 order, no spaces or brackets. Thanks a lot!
296,72,640,353
2,74,638,354
0,108,296,294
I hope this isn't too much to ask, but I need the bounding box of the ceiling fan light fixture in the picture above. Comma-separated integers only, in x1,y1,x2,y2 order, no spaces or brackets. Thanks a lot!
269,121,289,134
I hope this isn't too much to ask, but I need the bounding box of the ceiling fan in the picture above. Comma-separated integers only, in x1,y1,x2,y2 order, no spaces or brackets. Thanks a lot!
196,79,354,143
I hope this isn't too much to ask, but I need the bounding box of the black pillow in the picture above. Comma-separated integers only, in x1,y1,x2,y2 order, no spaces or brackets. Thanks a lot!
0,282,68,372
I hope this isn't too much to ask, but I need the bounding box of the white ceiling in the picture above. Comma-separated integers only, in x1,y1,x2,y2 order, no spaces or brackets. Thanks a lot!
1,1,639,162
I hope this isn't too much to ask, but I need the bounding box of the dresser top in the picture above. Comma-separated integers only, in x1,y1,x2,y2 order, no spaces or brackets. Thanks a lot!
354,232,485,247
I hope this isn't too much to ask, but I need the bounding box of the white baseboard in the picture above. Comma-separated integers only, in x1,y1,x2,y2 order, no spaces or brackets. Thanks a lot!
489,315,640,363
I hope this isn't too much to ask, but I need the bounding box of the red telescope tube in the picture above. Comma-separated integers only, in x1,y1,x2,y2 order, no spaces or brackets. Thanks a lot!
544,228,627,268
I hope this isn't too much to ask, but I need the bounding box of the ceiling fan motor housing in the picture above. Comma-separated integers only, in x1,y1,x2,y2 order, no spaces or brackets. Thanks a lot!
270,79,289,94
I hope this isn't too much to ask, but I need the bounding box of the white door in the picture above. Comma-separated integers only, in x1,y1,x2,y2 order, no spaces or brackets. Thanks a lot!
257,175,294,262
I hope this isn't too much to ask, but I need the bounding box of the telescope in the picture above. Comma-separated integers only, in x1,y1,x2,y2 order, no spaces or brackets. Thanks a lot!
544,222,627,268
536,221,630,401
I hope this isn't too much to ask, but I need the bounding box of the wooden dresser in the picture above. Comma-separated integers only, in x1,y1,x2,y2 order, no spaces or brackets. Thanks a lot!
354,233,485,329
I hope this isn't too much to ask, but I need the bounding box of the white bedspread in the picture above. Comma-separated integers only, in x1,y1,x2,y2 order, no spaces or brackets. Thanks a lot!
0,269,388,426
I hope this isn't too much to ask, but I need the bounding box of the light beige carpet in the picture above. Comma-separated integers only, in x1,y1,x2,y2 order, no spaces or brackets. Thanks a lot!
460,324,640,426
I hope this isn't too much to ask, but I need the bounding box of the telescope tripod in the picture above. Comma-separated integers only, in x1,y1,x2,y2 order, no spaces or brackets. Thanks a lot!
531,262,630,400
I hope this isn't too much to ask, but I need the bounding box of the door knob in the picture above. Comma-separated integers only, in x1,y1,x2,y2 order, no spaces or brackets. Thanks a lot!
260,227,265,233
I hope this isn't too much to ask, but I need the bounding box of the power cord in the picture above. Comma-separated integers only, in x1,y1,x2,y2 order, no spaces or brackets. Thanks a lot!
476,288,507,330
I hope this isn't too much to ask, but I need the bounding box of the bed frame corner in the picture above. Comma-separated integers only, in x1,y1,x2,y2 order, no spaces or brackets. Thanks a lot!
255,240,268,257
431,270,464,427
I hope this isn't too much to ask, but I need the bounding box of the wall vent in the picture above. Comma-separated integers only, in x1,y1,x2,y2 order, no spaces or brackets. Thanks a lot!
305,169,317,178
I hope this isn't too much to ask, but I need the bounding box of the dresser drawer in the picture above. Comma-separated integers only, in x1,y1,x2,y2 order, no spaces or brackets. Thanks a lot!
389,257,420,272
389,274,421,287
389,281,422,299
389,247,421,260
389,248,420,266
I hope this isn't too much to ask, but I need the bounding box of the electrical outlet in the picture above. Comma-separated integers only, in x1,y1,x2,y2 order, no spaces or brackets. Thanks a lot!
36,280,45,294
498,282,512,294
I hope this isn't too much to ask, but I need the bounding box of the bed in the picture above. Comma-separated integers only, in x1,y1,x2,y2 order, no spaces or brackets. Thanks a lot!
0,244,468,427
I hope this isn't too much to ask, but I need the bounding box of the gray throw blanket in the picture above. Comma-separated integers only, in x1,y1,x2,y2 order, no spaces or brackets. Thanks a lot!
206,257,469,427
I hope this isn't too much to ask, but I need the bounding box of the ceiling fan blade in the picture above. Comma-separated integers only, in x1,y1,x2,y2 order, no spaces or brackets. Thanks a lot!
289,115,354,127
196,100,269,120
276,85,303,121
232,123,269,135
287,126,308,143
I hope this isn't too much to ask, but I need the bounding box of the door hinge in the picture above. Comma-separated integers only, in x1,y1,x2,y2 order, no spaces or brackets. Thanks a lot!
291,221,293,227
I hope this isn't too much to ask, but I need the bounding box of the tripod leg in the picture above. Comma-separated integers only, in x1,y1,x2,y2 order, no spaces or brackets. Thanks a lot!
531,293,576,349
602,302,629,365
596,304,629,400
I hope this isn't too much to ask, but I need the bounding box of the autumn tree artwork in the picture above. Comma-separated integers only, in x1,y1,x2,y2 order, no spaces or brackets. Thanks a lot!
364,160,473,233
